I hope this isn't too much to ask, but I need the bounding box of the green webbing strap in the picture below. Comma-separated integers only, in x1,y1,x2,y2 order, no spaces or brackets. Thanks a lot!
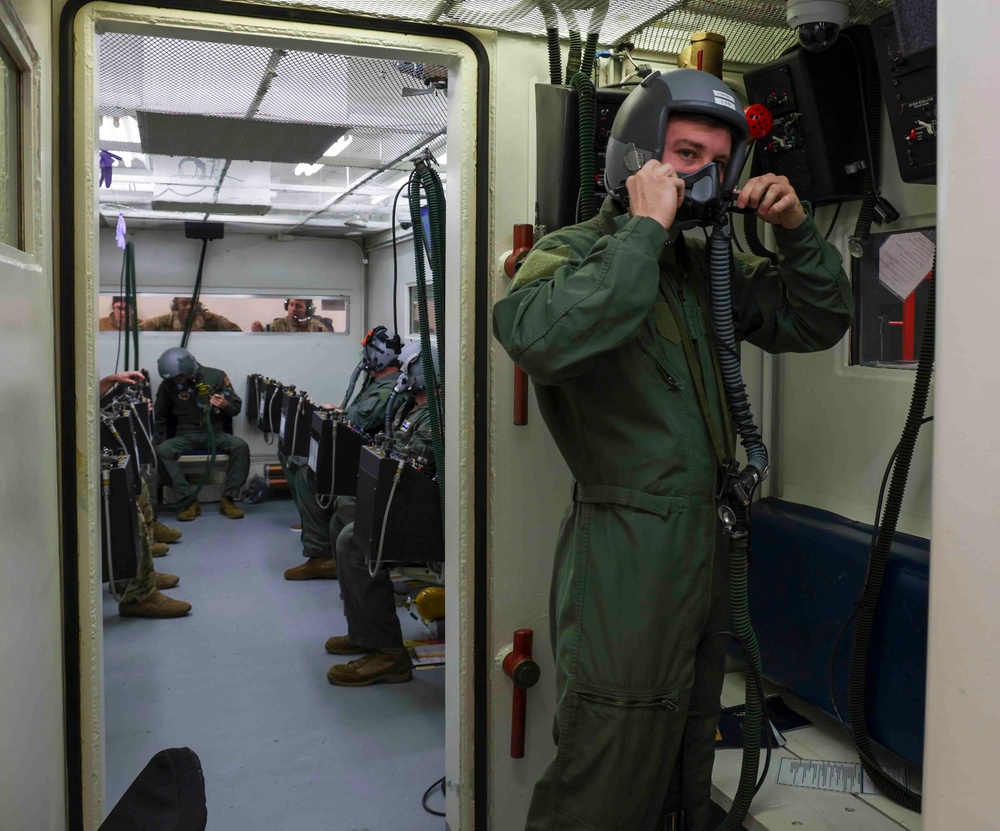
678,241,737,456
659,279,729,469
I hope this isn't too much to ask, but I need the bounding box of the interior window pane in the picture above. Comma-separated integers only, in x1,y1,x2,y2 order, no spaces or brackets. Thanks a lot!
0,42,23,250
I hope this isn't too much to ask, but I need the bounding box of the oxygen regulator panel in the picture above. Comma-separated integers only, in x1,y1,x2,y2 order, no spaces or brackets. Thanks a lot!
535,84,629,232
245,374,261,426
278,392,302,457
871,13,936,184
257,379,279,434
353,445,443,566
331,422,369,497
743,31,871,205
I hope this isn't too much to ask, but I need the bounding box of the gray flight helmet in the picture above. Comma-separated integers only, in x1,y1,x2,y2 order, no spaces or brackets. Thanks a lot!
157,347,200,380
362,325,402,371
604,69,749,203
394,341,439,395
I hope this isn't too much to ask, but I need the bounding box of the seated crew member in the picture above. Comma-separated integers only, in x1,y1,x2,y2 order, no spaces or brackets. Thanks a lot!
100,371,190,619
99,296,143,331
493,69,853,831
250,298,334,332
153,348,250,521
325,341,439,687
282,326,403,581
141,297,241,332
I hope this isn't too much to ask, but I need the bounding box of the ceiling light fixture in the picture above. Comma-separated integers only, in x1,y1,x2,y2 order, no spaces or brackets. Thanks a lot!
294,163,324,177
344,217,369,228
324,134,354,157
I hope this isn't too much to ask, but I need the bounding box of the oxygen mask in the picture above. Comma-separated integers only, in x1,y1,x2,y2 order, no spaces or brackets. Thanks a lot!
674,162,728,229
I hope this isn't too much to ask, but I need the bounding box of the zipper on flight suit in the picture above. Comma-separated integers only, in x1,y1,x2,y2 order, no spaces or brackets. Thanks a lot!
575,689,679,710
638,338,684,391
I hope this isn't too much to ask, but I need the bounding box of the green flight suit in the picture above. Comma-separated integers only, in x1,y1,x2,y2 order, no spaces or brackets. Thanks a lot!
154,366,250,502
333,403,437,648
492,195,852,831
140,310,241,331
286,371,400,561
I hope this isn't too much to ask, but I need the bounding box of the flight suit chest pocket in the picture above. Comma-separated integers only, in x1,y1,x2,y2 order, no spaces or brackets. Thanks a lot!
653,301,681,344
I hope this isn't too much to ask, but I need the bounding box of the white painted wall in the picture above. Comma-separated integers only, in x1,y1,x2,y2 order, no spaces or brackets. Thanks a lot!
366,232,417,338
0,1,66,829
923,5,1000,827
97,228,366,459
776,122,937,537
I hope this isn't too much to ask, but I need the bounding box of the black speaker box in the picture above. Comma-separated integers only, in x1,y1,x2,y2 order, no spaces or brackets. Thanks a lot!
354,447,443,566
100,455,141,584
307,408,337,496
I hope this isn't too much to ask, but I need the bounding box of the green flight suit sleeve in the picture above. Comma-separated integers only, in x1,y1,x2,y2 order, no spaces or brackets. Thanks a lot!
729,214,853,353
220,372,243,417
493,216,670,386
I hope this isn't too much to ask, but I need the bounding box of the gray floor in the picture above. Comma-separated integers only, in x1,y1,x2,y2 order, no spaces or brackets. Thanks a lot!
103,499,446,830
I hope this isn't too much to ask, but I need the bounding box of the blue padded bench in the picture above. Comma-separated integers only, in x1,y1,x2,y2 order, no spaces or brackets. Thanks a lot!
747,497,929,766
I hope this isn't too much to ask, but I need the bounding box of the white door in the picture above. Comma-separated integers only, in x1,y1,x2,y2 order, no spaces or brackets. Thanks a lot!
0,3,66,829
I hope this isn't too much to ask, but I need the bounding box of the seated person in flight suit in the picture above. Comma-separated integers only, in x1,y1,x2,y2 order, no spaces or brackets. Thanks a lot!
282,326,403,581
250,298,335,332
99,296,143,330
153,348,250,521
325,341,439,687
100,370,190,619
141,297,241,331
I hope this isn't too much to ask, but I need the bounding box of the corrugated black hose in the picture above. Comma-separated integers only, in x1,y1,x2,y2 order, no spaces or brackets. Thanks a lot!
570,72,596,222
846,266,934,813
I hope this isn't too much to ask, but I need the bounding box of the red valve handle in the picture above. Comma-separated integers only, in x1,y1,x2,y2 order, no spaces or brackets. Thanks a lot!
744,103,774,140
504,225,534,426
503,628,540,758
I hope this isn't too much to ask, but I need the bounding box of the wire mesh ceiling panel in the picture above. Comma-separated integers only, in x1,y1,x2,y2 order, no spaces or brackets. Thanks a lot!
236,0,895,62
97,30,448,235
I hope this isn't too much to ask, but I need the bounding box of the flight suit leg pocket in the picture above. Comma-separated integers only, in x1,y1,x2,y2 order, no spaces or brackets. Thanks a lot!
549,685,685,831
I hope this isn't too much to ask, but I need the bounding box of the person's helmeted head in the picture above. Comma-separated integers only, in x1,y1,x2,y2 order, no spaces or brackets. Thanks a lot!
285,298,315,322
603,69,749,225
394,341,439,395
171,297,204,323
361,326,402,373
157,347,200,382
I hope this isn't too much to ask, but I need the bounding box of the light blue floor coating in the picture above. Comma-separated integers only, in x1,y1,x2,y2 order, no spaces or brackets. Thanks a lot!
102,499,446,830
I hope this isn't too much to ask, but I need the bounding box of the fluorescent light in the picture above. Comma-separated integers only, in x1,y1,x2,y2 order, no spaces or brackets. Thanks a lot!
437,152,447,166
99,115,140,144
371,194,389,205
295,163,324,177
324,134,353,157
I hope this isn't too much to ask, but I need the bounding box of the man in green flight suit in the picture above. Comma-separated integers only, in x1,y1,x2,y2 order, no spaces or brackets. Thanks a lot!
281,326,403,581
154,347,250,521
493,69,853,830
324,341,439,687
141,297,242,331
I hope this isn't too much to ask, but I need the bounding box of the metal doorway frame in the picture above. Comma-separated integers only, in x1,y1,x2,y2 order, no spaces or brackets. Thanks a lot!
57,3,490,827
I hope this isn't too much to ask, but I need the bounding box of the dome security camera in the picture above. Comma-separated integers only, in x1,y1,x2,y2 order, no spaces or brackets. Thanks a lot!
786,0,848,52
399,220,413,231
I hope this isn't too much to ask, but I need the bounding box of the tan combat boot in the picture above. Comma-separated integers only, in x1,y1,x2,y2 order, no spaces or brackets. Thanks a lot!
324,635,372,656
152,521,182,543
218,497,244,519
284,558,337,580
119,589,191,619
151,543,170,558
177,501,201,522
154,572,180,590
326,647,413,686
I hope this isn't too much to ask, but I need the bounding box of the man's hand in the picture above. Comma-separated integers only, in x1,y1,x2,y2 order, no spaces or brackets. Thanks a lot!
99,370,145,396
626,160,687,230
735,174,807,230
209,393,228,409
251,321,264,332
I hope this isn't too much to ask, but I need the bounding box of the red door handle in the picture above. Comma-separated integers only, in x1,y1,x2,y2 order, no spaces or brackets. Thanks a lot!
504,224,534,426
502,628,540,758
